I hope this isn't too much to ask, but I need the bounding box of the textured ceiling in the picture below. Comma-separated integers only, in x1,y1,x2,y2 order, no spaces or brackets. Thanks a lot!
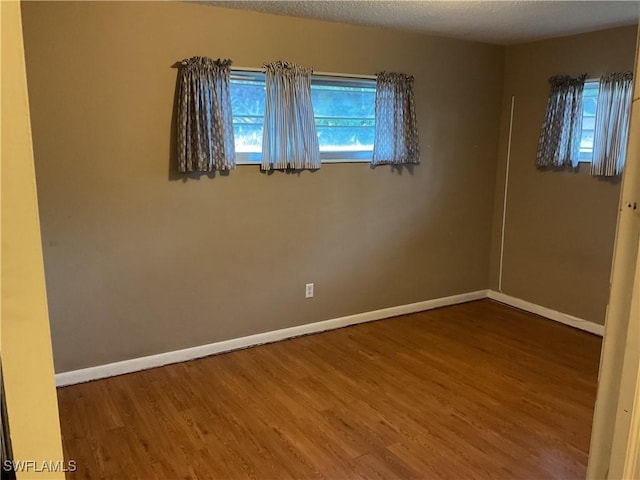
204,1,639,45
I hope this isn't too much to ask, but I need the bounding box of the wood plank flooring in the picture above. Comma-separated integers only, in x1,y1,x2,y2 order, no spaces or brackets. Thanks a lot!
57,300,602,479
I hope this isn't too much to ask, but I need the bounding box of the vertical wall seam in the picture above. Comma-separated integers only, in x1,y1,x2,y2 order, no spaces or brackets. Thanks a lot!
498,95,515,293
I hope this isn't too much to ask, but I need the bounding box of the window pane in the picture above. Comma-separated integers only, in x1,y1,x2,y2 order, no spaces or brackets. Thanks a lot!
311,82,375,154
579,81,599,162
582,117,595,131
230,77,265,154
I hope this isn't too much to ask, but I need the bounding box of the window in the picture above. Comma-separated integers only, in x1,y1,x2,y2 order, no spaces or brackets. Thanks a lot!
230,70,376,164
229,71,265,163
311,77,375,161
579,81,599,162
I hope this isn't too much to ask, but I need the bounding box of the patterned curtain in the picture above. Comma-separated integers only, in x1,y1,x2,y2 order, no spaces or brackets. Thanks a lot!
262,61,320,170
536,74,586,168
372,72,420,166
591,72,634,177
177,57,235,172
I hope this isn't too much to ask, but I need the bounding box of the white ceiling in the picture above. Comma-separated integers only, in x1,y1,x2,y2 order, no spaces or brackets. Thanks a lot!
206,1,639,45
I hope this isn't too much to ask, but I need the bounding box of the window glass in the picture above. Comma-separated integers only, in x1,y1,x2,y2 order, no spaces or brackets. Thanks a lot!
229,71,376,163
579,81,599,162
311,77,375,160
230,72,265,158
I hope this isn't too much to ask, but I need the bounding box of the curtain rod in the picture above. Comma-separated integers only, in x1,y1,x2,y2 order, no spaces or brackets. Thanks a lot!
232,66,376,80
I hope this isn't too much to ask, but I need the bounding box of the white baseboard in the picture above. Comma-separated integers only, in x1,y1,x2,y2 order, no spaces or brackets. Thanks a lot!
487,290,604,336
55,290,488,387
56,289,604,387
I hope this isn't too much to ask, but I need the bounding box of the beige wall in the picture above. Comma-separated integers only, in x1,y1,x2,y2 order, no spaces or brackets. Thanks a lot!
20,1,504,372
1,1,64,478
488,26,638,325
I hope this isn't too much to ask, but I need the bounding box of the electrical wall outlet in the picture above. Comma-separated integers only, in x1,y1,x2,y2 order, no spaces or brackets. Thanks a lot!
305,283,314,298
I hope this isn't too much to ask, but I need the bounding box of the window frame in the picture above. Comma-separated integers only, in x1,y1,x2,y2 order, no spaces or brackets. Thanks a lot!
229,68,376,165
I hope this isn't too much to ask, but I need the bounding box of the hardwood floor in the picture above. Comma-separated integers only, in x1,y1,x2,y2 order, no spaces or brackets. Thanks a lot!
57,300,602,479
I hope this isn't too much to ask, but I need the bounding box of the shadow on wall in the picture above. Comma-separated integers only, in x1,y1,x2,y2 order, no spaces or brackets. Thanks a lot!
535,164,622,185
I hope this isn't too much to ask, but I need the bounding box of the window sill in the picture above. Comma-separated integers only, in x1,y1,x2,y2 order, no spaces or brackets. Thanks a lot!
234,159,371,166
